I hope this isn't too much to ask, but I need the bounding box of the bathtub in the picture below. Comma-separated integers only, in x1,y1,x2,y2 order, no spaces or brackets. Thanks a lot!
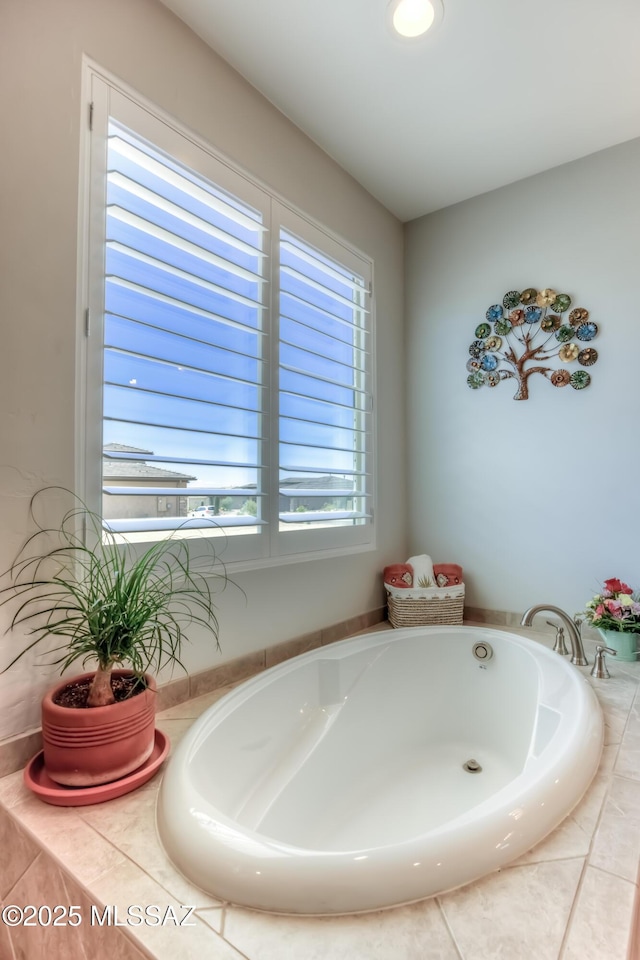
157,625,603,915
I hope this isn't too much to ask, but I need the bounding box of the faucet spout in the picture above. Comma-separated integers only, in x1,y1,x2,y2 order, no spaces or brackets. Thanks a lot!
520,604,589,666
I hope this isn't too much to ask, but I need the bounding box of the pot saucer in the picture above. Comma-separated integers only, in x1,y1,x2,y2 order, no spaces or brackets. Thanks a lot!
24,728,170,806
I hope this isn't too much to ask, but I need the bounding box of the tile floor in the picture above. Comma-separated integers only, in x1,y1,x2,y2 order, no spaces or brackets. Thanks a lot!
1,622,639,960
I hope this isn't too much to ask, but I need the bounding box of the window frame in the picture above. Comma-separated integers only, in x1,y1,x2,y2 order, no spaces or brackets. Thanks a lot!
79,64,376,571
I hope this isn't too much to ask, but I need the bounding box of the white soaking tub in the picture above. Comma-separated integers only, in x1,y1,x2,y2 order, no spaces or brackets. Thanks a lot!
157,626,603,915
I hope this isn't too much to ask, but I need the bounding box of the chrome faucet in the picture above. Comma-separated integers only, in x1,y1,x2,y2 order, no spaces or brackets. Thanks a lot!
520,605,589,666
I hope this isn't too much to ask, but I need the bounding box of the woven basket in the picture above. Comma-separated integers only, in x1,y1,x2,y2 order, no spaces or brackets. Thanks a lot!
385,582,465,628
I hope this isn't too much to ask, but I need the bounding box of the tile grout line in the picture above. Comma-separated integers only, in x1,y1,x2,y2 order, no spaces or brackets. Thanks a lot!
557,856,591,960
435,895,466,960
216,904,255,960
558,687,636,959
67,811,227,923
2,846,42,903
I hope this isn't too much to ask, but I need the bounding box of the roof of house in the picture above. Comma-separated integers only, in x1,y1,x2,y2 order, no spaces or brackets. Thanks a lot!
103,444,196,482
280,476,354,490
103,460,197,481
103,443,155,455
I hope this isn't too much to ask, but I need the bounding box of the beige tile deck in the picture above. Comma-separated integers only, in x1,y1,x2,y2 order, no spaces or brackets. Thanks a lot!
0,621,639,960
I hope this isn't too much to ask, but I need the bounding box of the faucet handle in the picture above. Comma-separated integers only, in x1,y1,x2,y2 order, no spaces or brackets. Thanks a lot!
590,644,617,680
546,620,569,656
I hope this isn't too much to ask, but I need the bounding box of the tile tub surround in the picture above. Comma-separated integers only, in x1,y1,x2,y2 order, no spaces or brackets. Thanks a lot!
0,607,386,780
0,623,639,960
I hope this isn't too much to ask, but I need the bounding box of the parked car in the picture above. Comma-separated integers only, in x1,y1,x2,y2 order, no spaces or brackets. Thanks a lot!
188,505,215,519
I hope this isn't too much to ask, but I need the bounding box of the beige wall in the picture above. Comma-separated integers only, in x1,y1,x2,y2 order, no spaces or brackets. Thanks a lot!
0,0,406,740
405,138,640,617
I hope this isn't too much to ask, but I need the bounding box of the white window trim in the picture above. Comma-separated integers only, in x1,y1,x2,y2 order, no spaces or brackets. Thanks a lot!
78,60,376,572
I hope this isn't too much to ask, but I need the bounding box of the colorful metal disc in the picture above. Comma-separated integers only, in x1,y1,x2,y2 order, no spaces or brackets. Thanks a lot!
536,288,556,307
481,353,499,371
569,307,589,326
559,343,579,362
578,348,598,366
502,290,521,310
541,314,561,332
520,288,537,305
467,371,485,389
475,322,492,338
555,325,575,343
576,322,598,341
570,370,591,390
550,369,571,387
551,293,572,312
486,304,503,321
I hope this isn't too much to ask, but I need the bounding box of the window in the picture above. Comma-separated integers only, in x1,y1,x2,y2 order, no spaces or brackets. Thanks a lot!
82,72,374,567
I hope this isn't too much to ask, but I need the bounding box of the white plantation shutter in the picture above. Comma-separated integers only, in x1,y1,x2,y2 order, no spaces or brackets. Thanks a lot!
99,117,268,545
277,220,373,544
84,75,374,565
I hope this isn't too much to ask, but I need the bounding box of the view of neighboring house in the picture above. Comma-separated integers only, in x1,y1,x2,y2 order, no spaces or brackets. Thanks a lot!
102,445,354,522
277,476,358,514
102,443,196,520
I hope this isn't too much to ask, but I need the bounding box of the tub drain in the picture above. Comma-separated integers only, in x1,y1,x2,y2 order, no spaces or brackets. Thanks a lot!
463,759,482,773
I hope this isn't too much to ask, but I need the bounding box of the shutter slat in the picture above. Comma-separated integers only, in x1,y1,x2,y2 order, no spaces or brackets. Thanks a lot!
279,489,368,498
109,136,265,233
280,238,365,293
280,308,370,346
107,207,264,284
280,362,369,397
104,516,267,534
280,334,367,374
104,450,264,470
103,486,262,497
107,242,263,311
280,438,362,456
280,465,368,477
105,376,261,418
105,346,264,400
281,291,365,332
280,414,367,435
280,511,370,524
108,277,265,337
108,171,265,258
105,413,262,443
281,265,368,313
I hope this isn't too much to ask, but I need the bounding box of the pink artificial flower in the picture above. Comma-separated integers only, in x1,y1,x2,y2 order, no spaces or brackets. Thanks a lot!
595,604,605,618
606,599,623,618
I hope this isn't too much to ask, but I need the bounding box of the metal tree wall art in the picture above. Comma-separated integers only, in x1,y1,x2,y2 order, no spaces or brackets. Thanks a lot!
466,288,599,400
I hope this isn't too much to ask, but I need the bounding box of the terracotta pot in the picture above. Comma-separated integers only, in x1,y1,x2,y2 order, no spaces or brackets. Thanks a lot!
41,671,157,787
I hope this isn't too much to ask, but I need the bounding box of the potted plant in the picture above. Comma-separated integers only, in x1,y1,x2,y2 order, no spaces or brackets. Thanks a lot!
583,577,640,662
0,488,228,786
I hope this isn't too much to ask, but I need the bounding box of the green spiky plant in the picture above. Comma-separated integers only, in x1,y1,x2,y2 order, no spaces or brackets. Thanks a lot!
0,488,229,707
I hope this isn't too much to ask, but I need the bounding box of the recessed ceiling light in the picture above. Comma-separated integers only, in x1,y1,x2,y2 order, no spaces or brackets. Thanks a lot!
389,0,443,38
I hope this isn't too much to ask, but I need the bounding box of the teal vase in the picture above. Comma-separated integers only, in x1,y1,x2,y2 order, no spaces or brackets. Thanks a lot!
598,628,638,663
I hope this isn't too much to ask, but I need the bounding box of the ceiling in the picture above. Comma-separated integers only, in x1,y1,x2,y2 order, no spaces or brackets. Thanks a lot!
158,0,640,222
